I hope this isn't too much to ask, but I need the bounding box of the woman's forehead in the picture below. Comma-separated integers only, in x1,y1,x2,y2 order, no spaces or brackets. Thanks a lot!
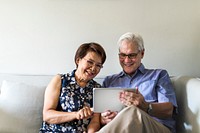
84,52,102,62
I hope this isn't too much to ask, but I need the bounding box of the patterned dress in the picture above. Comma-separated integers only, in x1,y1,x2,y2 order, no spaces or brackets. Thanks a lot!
39,70,101,133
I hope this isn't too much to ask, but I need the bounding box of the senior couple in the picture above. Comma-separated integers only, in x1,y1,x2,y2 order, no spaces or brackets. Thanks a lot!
39,32,177,133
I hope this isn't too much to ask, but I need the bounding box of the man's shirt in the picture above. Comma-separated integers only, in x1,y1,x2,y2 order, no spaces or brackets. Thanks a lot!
102,64,177,132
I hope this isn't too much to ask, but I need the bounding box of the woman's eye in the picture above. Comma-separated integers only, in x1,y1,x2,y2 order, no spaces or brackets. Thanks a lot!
87,60,94,65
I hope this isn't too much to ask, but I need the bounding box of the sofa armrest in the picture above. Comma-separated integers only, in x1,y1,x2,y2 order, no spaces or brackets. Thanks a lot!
171,76,200,133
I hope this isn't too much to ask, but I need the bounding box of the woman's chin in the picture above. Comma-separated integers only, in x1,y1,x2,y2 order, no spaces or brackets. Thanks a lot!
85,73,96,80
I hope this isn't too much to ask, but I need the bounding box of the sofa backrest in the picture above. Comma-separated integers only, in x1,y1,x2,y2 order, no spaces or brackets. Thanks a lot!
0,74,199,133
0,73,53,88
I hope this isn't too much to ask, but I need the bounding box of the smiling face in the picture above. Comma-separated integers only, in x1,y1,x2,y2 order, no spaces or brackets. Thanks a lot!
75,51,102,82
119,40,144,76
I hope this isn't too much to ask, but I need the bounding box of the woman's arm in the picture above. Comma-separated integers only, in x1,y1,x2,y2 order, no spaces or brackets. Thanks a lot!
43,75,94,124
87,113,101,133
42,75,77,124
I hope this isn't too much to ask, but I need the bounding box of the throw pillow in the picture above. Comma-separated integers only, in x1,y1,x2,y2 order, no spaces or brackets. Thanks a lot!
0,80,46,133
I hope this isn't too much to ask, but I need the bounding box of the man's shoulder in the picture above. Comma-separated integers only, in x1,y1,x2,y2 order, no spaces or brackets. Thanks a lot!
105,72,123,80
139,64,169,75
145,68,168,74
144,68,170,81
154,69,169,76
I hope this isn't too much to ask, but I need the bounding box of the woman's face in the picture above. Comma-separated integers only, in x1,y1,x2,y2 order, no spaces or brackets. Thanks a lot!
76,51,103,82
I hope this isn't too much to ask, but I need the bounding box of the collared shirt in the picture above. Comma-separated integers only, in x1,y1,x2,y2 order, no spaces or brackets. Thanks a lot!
102,64,177,132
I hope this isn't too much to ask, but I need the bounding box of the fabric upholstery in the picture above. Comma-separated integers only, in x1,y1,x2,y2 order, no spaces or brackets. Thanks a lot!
171,76,200,133
0,75,199,133
0,80,46,133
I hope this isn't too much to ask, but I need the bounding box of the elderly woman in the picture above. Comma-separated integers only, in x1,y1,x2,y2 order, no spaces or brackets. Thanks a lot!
39,42,106,133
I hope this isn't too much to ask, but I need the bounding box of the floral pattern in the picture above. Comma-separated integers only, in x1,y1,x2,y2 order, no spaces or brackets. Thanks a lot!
39,70,101,133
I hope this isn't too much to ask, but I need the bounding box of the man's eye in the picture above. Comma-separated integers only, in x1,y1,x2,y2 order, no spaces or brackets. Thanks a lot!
121,54,127,57
129,54,137,58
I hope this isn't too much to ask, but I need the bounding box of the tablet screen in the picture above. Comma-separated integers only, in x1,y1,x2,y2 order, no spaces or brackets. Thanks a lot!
93,88,137,113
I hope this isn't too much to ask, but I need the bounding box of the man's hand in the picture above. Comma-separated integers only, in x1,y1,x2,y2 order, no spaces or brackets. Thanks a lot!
119,89,148,111
101,110,118,125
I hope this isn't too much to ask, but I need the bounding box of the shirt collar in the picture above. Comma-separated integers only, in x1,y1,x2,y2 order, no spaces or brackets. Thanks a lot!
138,63,146,74
119,63,146,77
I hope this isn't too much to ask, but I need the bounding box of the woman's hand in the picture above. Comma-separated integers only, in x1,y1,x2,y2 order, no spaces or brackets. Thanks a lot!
76,106,93,120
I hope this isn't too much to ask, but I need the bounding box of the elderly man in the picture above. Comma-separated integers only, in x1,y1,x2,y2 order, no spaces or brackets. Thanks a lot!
98,32,177,133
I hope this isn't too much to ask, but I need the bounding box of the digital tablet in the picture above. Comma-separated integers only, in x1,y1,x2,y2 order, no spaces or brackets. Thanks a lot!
93,88,137,113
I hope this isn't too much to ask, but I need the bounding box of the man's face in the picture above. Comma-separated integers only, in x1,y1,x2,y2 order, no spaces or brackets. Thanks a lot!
118,40,144,76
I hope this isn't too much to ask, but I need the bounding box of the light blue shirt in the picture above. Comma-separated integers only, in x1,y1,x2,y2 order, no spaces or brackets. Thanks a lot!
102,64,177,133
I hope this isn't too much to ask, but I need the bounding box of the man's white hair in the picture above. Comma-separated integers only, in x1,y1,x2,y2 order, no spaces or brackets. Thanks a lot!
117,32,144,51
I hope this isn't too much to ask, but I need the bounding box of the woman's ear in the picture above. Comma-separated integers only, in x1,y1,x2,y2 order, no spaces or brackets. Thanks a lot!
75,58,80,67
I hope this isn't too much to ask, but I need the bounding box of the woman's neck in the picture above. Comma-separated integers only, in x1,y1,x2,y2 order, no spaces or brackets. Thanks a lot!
75,72,88,87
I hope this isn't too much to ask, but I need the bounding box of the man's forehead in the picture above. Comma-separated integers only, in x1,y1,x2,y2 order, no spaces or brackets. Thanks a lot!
119,42,138,52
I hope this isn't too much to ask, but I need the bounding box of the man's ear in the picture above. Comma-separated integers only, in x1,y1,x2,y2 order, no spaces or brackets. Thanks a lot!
141,49,145,58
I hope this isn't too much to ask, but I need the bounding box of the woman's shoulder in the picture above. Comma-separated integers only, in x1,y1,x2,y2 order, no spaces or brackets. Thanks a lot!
58,70,76,79
90,79,101,88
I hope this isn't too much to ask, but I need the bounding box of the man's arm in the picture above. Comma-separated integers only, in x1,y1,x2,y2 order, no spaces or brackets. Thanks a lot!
146,102,174,118
119,90,174,119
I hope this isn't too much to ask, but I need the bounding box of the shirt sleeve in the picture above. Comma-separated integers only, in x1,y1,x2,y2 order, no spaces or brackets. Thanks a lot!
156,70,177,107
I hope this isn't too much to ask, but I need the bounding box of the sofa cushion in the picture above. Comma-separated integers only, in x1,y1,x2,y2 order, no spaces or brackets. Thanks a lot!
0,80,46,133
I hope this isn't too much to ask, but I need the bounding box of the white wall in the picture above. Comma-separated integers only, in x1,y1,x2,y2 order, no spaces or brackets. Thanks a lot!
0,0,200,77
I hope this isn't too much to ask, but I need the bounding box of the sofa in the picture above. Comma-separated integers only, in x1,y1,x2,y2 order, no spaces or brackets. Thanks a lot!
0,73,199,133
